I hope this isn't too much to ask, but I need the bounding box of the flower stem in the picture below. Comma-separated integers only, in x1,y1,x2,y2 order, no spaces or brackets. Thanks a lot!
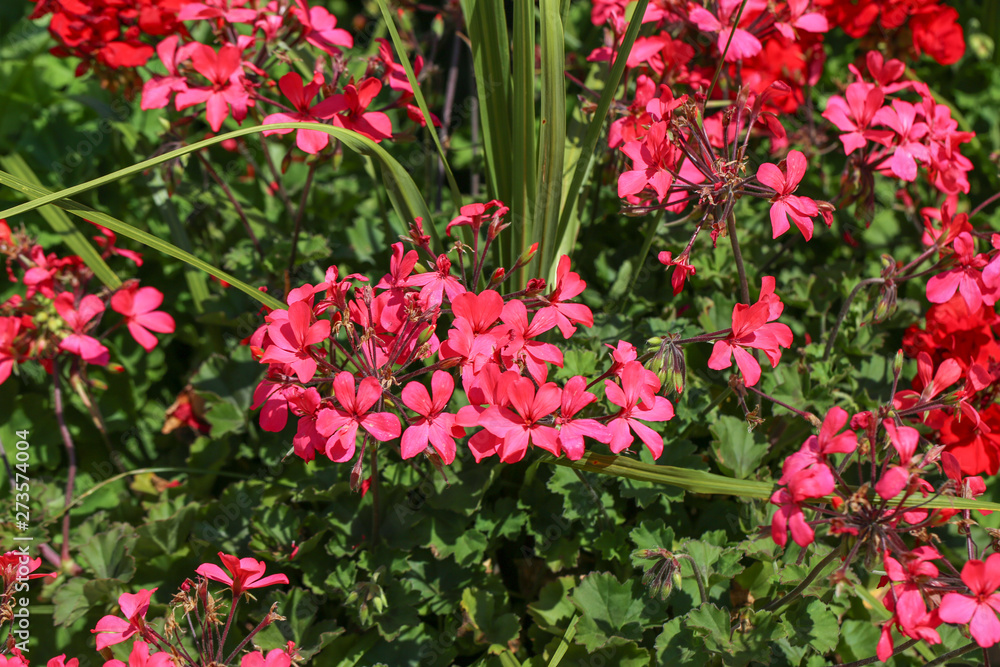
821,277,884,361
53,360,76,566
760,548,839,612
676,553,709,606
726,211,751,305
215,596,239,663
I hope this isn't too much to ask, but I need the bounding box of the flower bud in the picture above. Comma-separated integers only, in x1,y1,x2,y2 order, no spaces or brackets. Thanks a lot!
488,267,506,288
892,349,904,378
512,243,538,271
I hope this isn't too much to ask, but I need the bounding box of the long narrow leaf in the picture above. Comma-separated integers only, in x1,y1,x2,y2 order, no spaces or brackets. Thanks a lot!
0,155,121,290
0,123,434,239
511,0,537,276
0,170,285,311
375,0,464,213
534,0,567,281
150,186,210,314
545,452,1000,512
553,0,648,264
459,0,512,204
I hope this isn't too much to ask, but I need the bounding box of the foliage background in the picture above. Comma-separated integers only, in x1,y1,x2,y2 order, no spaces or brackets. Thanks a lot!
2,1,1000,665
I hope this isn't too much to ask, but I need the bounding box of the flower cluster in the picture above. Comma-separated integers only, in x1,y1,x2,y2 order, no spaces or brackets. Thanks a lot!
250,202,797,476
766,400,1000,657
84,553,291,666
0,220,174,386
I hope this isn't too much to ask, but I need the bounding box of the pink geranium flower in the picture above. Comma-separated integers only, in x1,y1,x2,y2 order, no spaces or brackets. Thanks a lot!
110,285,176,352
756,150,821,241
101,641,174,667
400,370,465,464
707,277,793,386
263,72,335,154
196,552,289,598
92,588,156,651
315,373,401,462
240,648,292,667
260,301,330,383
536,255,594,339
938,553,1000,647
605,361,674,458
555,376,610,460
175,44,251,132
0,317,21,385
479,376,562,463
312,78,392,142
55,293,110,366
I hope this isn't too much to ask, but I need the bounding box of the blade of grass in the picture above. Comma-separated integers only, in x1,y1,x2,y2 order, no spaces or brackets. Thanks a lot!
543,451,1000,512
0,154,121,290
0,170,284,311
375,0,463,213
0,123,434,241
534,0,566,281
545,613,579,667
511,0,537,278
553,0,648,264
458,0,512,203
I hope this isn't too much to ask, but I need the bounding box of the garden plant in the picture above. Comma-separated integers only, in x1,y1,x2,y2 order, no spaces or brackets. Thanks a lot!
3,0,1000,665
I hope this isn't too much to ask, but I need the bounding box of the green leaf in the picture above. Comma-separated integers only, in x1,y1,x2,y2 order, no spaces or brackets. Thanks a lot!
570,572,646,651
527,576,577,632
76,524,136,582
534,0,566,281
510,0,536,273
459,0,511,202
0,169,284,310
685,603,731,649
789,599,840,655
710,415,769,479
461,588,521,653
0,154,120,290
375,0,462,213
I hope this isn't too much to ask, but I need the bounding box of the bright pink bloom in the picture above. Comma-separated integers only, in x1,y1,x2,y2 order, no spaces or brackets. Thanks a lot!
315,373,401,462
46,657,80,667
375,243,419,290
292,0,353,55
92,588,156,651
536,255,593,339
110,285,175,352
781,407,858,479
0,317,21,385
174,44,251,132
0,551,55,587
141,35,195,111
822,83,894,155
876,420,921,500
313,78,392,142
618,122,678,201
240,649,291,667
938,553,1000,647
178,0,258,23
883,547,940,635
55,293,110,366
263,73,334,154
400,370,465,464
688,0,766,61
101,641,174,667
657,251,696,296
196,553,289,598
497,300,562,384
926,232,1000,311
769,488,814,547
756,150,820,240
605,361,674,458
260,301,330,383
774,0,829,40
479,377,562,463
555,376,610,460
406,254,466,310
875,100,930,181
707,277,793,386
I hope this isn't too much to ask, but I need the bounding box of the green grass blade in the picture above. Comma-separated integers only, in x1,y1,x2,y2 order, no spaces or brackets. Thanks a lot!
0,154,121,290
553,0,648,264
0,170,284,311
511,0,536,275
544,451,1000,512
534,0,566,281
0,123,434,240
375,0,463,213
545,613,579,667
459,0,512,203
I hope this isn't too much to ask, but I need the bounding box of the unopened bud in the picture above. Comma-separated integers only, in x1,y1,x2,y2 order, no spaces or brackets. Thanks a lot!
512,243,538,271
892,349,904,377
280,149,293,174
488,267,506,288
525,278,546,296
646,336,663,347
416,325,434,345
